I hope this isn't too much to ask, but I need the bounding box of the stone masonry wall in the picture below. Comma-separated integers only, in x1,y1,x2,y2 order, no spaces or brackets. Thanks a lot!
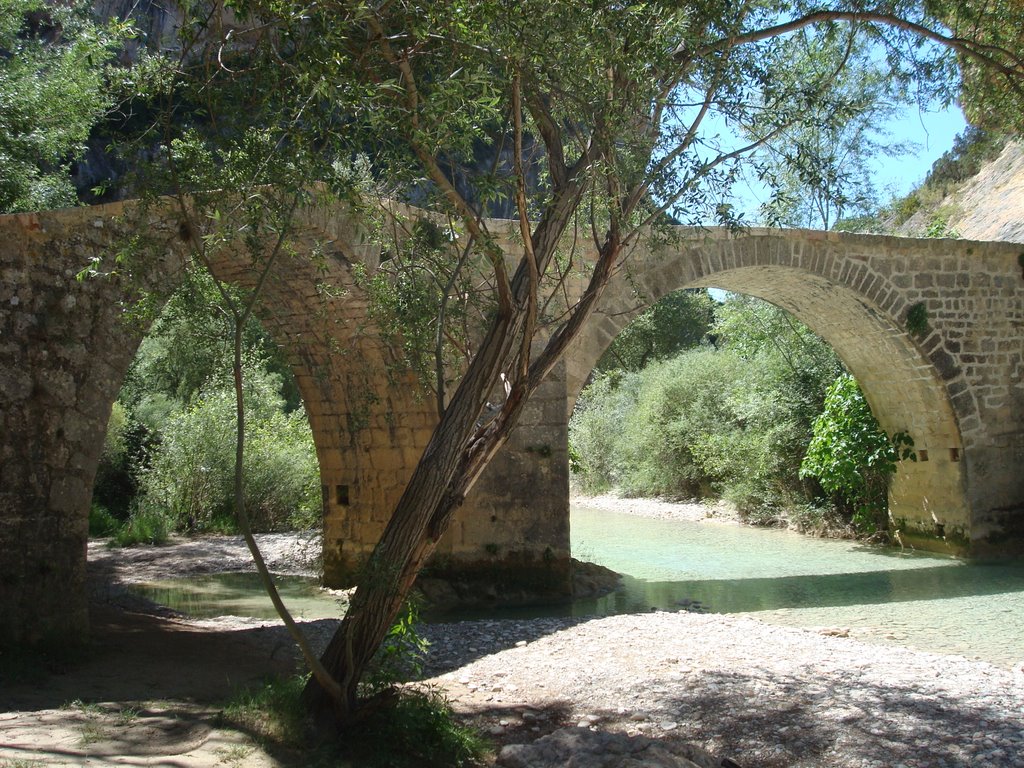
2,200,1021,646
0,199,571,645
566,228,1024,556
0,206,186,644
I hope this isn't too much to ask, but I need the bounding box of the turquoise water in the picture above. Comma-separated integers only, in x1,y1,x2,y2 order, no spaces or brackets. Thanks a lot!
571,505,1024,668
129,505,1024,668
131,572,348,621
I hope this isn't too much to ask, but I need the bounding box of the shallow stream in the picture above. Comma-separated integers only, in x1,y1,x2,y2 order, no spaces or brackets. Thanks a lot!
129,503,1024,668
570,505,1024,668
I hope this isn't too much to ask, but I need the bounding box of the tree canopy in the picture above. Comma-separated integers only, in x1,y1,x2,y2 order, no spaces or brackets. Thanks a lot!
54,0,1024,731
0,0,133,212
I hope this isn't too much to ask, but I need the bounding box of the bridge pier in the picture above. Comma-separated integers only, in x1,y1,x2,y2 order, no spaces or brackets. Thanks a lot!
2,203,1023,649
319,364,572,606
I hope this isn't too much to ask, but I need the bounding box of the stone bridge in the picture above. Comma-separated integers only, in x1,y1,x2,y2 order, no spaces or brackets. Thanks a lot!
2,198,1022,645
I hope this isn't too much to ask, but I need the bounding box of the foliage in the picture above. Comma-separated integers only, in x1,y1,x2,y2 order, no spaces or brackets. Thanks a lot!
364,601,430,693
748,30,910,229
121,274,301,413
92,401,137,520
572,294,853,518
569,372,642,494
800,374,916,533
572,295,843,516
133,363,320,534
88,503,120,537
923,126,1008,193
926,0,1024,133
0,0,134,212
220,650,488,767
596,290,715,373
221,675,313,748
111,507,170,547
905,302,930,336
92,271,316,536
347,688,490,768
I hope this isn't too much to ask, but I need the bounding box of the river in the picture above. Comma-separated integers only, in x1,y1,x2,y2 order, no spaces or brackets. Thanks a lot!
128,502,1024,669
570,503,1024,668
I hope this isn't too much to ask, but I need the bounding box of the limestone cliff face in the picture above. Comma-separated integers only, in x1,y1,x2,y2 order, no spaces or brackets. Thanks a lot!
899,141,1024,244
945,141,1024,243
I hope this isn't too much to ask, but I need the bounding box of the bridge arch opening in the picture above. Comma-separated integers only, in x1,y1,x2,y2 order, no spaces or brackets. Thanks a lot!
567,255,968,549
88,237,441,590
92,276,323,539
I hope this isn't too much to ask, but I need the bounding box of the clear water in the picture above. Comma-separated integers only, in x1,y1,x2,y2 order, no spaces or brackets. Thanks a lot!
130,572,348,621
128,505,1024,669
571,505,1024,668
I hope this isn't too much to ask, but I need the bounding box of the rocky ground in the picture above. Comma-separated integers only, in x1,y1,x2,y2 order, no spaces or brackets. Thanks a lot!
2,497,1023,767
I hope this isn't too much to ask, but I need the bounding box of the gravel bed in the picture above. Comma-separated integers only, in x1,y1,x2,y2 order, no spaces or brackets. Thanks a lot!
85,522,1024,767
419,612,1024,768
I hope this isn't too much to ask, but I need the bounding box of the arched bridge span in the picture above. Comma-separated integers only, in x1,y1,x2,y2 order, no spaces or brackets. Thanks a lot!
1,203,1021,646
567,227,1023,550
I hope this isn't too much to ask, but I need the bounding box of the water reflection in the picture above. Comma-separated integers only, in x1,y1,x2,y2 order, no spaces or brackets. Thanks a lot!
131,572,347,620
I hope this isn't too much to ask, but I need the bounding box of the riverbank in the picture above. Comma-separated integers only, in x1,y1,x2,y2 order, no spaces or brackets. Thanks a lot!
573,493,742,525
3,520,1023,767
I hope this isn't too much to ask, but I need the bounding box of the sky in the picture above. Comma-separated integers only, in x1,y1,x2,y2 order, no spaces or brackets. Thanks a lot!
724,101,969,222
871,104,967,198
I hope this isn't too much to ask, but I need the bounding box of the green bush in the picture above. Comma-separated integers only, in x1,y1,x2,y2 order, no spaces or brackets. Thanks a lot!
134,362,320,534
570,294,844,520
352,688,490,768
569,371,642,493
572,345,824,512
800,374,915,534
112,507,171,547
88,503,120,537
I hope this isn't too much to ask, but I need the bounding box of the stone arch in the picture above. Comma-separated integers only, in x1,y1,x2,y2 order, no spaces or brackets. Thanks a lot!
566,228,989,551
0,200,437,642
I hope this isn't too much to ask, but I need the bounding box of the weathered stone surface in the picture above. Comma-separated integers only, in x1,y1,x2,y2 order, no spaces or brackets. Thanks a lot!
2,197,1023,645
566,227,1024,557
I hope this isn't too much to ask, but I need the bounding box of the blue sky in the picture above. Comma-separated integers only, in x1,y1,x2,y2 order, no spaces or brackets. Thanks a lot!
871,104,967,198
723,102,969,221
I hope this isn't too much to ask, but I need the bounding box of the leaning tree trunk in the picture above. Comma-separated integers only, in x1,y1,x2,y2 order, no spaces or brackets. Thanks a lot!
301,305,527,726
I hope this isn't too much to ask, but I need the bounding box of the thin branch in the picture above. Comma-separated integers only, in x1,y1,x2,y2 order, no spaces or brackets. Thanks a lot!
686,11,1024,83
363,13,514,318
512,66,539,389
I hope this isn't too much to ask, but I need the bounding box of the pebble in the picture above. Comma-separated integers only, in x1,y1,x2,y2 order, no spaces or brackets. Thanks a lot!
416,612,1024,768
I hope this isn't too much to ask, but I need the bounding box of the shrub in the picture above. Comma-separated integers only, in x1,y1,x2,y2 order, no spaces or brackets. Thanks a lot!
800,374,915,534
352,688,490,768
569,371,642,493
133,362,320,534
112,507,171,547
88,503,120,537
92,401,145,520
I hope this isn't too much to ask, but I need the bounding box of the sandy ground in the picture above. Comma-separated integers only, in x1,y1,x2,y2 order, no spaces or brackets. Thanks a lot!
2,496,1022,767
572,494,741,525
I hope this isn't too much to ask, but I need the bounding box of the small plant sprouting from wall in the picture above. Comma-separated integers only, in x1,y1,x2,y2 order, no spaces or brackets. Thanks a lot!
905,302,930,337
1018,252,1024,278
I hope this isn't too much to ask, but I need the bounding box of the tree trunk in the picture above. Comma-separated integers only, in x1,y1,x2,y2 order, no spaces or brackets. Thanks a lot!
302,307,526,726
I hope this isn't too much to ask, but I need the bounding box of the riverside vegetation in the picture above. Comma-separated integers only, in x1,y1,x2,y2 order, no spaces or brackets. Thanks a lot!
7,0,1024,752
569,290,915,538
